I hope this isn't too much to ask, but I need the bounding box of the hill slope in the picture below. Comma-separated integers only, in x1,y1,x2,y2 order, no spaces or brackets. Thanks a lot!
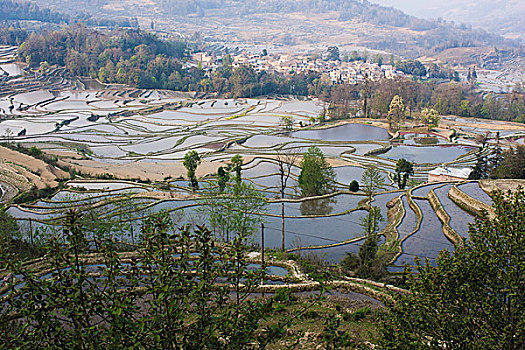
23,0,523,60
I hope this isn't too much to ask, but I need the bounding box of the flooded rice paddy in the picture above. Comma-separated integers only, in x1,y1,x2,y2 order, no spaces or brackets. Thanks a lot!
0,58,500,270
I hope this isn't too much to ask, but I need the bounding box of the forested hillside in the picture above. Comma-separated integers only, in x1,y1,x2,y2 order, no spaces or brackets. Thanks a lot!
0,0,137,28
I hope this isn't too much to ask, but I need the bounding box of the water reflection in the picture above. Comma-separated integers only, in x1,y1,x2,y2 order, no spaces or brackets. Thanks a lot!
299,197,337,216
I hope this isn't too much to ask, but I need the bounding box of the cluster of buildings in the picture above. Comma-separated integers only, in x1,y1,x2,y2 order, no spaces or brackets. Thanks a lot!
191,52,406,84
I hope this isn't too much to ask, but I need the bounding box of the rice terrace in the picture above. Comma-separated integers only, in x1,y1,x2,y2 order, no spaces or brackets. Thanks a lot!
0,10,524,344
2,42,523,271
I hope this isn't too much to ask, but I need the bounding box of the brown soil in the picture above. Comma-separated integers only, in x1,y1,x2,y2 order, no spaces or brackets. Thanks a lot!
0,145,69,190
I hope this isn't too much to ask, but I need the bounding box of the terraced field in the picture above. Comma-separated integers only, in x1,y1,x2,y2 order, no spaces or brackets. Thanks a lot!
0,47,504,270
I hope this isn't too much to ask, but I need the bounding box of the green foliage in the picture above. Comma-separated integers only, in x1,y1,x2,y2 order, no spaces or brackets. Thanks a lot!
217,166,230,193
0,209,42,262
491,145,525,179
351,307,372,322
230,154,243,185
393,158,414,189
13,185,61,204
358,235,378,267
395,60,427,77
183,150,202,191
28,145,43,158
0,26,28,46
341,252,360,271
420,107,439,131
377,189,525,349
19,25,187,87
280,115,294,129
0,0,133,27
361,167,385,203
388,95,405,132
360,206,384,237
470,145,525,180
320,314,357,350
349,180,360,192
0,210,299,349
298,146,336,197
273,287,297,305
341,206,386,279
200,180,267,241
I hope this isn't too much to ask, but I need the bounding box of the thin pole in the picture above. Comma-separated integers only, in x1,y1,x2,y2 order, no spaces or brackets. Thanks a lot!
29,218,33,246
281,202,285,251
261,223,265,267
261,223,265,298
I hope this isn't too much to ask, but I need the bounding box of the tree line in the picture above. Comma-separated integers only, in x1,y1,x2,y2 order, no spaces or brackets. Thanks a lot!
328,78,525,123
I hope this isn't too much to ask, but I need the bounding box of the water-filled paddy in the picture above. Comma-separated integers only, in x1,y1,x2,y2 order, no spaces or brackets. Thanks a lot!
457,182,493,206
395,200,454,267
384,144,474,164
433,185,473,237
291,123,390,142
3,87,505,270
397,196,416,240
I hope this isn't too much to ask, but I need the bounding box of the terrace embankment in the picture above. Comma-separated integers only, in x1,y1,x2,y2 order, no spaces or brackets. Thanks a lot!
60,157,229,182
480,179,525,194
428,189,462,246
0,145,69,191
448,184,495,219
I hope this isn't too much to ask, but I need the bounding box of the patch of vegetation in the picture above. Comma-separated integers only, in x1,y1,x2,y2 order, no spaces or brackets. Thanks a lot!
298,146,336,197
377,189,525,349
12,184,62,204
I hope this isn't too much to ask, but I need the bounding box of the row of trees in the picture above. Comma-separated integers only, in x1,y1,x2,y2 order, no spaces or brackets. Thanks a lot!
328,78,525,123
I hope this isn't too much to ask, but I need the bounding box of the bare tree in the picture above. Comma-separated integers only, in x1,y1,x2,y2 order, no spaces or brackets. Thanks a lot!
4,128,12,144
276,149,298,251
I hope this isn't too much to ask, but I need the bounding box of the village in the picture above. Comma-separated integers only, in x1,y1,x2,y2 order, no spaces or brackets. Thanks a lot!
191,51,406,84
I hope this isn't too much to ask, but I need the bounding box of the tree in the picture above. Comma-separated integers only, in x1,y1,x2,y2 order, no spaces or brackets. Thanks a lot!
4,128,12,143
201,180,267,241
420,107,439,131
393,158,414,189
230,154,243,185
349,180,359,192
326,46,340,61
298,146,336,197
388,95,405,132
491,145,525,179
469,152,489,180
360,73,372,118
280,115,293,130
183,150,201,192
361,167,385,204
360,206,383,238
0,208,41,261
0,209,290,349
341,206,385,279
276,150,298,251
217,166,230,193
378,189,525,349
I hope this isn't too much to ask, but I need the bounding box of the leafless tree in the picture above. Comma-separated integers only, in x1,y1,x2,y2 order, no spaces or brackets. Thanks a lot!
276,149,298,251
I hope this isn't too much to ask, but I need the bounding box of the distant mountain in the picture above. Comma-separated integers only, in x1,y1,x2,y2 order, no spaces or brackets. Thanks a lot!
23,0,523,62
369,0,525,40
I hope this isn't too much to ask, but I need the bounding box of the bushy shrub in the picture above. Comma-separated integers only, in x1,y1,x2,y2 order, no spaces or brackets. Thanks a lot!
349,180,359,192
